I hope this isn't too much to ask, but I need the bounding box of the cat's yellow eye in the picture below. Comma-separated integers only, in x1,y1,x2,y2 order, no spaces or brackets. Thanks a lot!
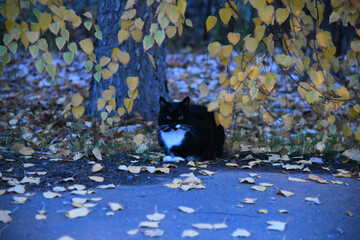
179,116,183,119
167,116,171,119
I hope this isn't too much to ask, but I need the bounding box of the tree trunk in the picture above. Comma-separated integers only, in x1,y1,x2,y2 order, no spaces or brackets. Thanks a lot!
89,0,167,120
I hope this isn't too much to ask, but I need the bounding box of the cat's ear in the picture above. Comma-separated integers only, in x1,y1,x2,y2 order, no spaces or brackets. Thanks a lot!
181,96,191,107
159,97,170,108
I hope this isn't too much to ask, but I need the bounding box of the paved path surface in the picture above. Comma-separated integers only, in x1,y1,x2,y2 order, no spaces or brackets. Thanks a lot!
1,168,359,239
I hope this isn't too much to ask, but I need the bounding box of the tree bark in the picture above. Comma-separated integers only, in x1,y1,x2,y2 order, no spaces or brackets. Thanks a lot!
90,0,167,120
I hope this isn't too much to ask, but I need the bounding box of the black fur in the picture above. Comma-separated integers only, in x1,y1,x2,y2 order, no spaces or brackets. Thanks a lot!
158,96,225,161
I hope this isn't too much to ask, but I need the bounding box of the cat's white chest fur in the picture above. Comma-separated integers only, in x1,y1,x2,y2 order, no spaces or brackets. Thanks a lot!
160,129,186,150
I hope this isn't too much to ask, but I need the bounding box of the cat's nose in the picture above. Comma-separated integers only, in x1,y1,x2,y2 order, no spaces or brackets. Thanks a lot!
175,124,181,129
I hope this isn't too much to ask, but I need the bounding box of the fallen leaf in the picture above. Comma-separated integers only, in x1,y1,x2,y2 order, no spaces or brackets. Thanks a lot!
72,198,88,204
92,163,103,172
178,206,195,213
35,214,47,220
249,173,260,178
106,212,114,216
251,185,266,191
143,229,164,237
127,229,139,235
278,209,289,214
7,185,25,194
118,165,128,171
213,222,228,229
192,223,214,229
231,228,251,237
139,221,159,228
66,208,90,218
199,170,215,176
19,146,34,156
308,174,329,184
21,176,41,185
258,209,268,214
242,198,257,204
58,236,74,240
288,177,307,182
259,182,273,187
97,184,116,189
88,176,104,182
23,163,35,168
109,202,123,211
343,149,360,163
331,180,344,184
346,210,354,217
238,177,255,184
43,192,62,199
68,184,86,190
267,221,286,231
128,166,142,174
309,157,323,164
13,196,28,204
283,164,303,170
226,163,239,167
277,190,294,197
92,147,102,160
146,212,166,221
181,229,199,237
53,186,67,192
305,197,321,204
0,210,12,223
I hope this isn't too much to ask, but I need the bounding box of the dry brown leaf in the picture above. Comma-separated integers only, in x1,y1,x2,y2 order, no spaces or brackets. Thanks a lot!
346,210,354,217
58,236,75,240
242,198,257,204
308,174,329,184
109,202,124,211
226,163,239,167
118,165,128,171
192,223,214,229
66,208,90,218
13,196,28,204
21,176,40,185
23,163,35,168
146,212,166,221
19,147,34,156
199,170,215,176
7,185,25,194
213,222,228,229
139,221,159,228
92,163,103,173
178,206,195,214
331,180,344,184
181,229,199,237
68,184,86,191
35,214,47,220
278,209,289,214
258,209,268,214
53,186,67,192
249,173,260,178
97,184,116,189
305,197,321,204
92,147,102,160
277,190,294,197
283,164,303,170
251,185,266,191
128,166,142,174
267,221,286,231
126,229,139,235
43,192,62,199
231,228,251,237
259,182,273,187
72,197,88,204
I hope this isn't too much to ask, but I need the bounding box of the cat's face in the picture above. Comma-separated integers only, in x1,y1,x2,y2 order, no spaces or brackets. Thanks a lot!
158,97,191,132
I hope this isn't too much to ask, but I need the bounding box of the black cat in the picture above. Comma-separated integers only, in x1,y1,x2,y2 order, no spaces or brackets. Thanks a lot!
158,96,225,162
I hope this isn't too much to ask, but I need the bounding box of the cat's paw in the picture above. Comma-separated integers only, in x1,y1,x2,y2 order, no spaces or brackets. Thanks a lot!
186,156,201,161
163,155,185,162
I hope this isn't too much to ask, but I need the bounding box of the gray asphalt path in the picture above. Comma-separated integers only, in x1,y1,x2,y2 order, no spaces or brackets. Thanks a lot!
1,169,359,240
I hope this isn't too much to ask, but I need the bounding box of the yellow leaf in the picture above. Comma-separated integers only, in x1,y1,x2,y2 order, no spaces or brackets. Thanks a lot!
117,29,130,44
336,86,349,100
135,17,144,30
99,56,111,67
329,12,339,23
220,102,233,117
254,24,266,41
249,0,266,10
72,106,85,119
244,36,258,53
275,54,294,68
71,93,84,107
308,70,324,86
258,5,274,25
117,107,126,117
124,98,133,113
6,4,20,21
148,54,156,69
206,15,217,32
131,29,143,43
207,102,219,112
121,9,136,20
125,0,135,10
355,127,360,141
118,51,130,66
316,31,332,48
165,26,177,38
275,8,289,25
297,82,311,99
97,98,106,110
79,38,94,55
219,8,232,25
102,90,113,101
218,115,232,129
225,93,235,103
111,48,120,61
306,90,319,104
102,69,113,80
166,5,180,24
198,83,209,97
263,112,274,123
92,147,102,160
351,40,360,52
208,41,221,58
25,31,40,44
221,45,233,58
39,12,52,32
324,46,336,60
227,32,240,45
126,76,139,92
342,124,352,138
108,62,119,73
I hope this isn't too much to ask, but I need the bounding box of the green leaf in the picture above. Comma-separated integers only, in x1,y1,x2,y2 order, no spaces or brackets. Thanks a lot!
8,42,17,54
185,19,193,27
35,59,45,73
94,31,103,40
49,22,60,35
83,11,93,18
89,53,97,62
154,30,165,46
10,28,20,40
85,60,93,72
0,45,7,56
29,45,39,59
60,29,69,42
67,42,77,54
3,34,13,46
55,37,65,50
84,21,92,31
305,90,319,104
143,35,154,51
95,64,102,72
46,64,56,79
37,38,48,51
63,52,74,65
94,71,101,82
3,53,11,65
329,124,337,134
342,124,352,137
42,52,53,65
